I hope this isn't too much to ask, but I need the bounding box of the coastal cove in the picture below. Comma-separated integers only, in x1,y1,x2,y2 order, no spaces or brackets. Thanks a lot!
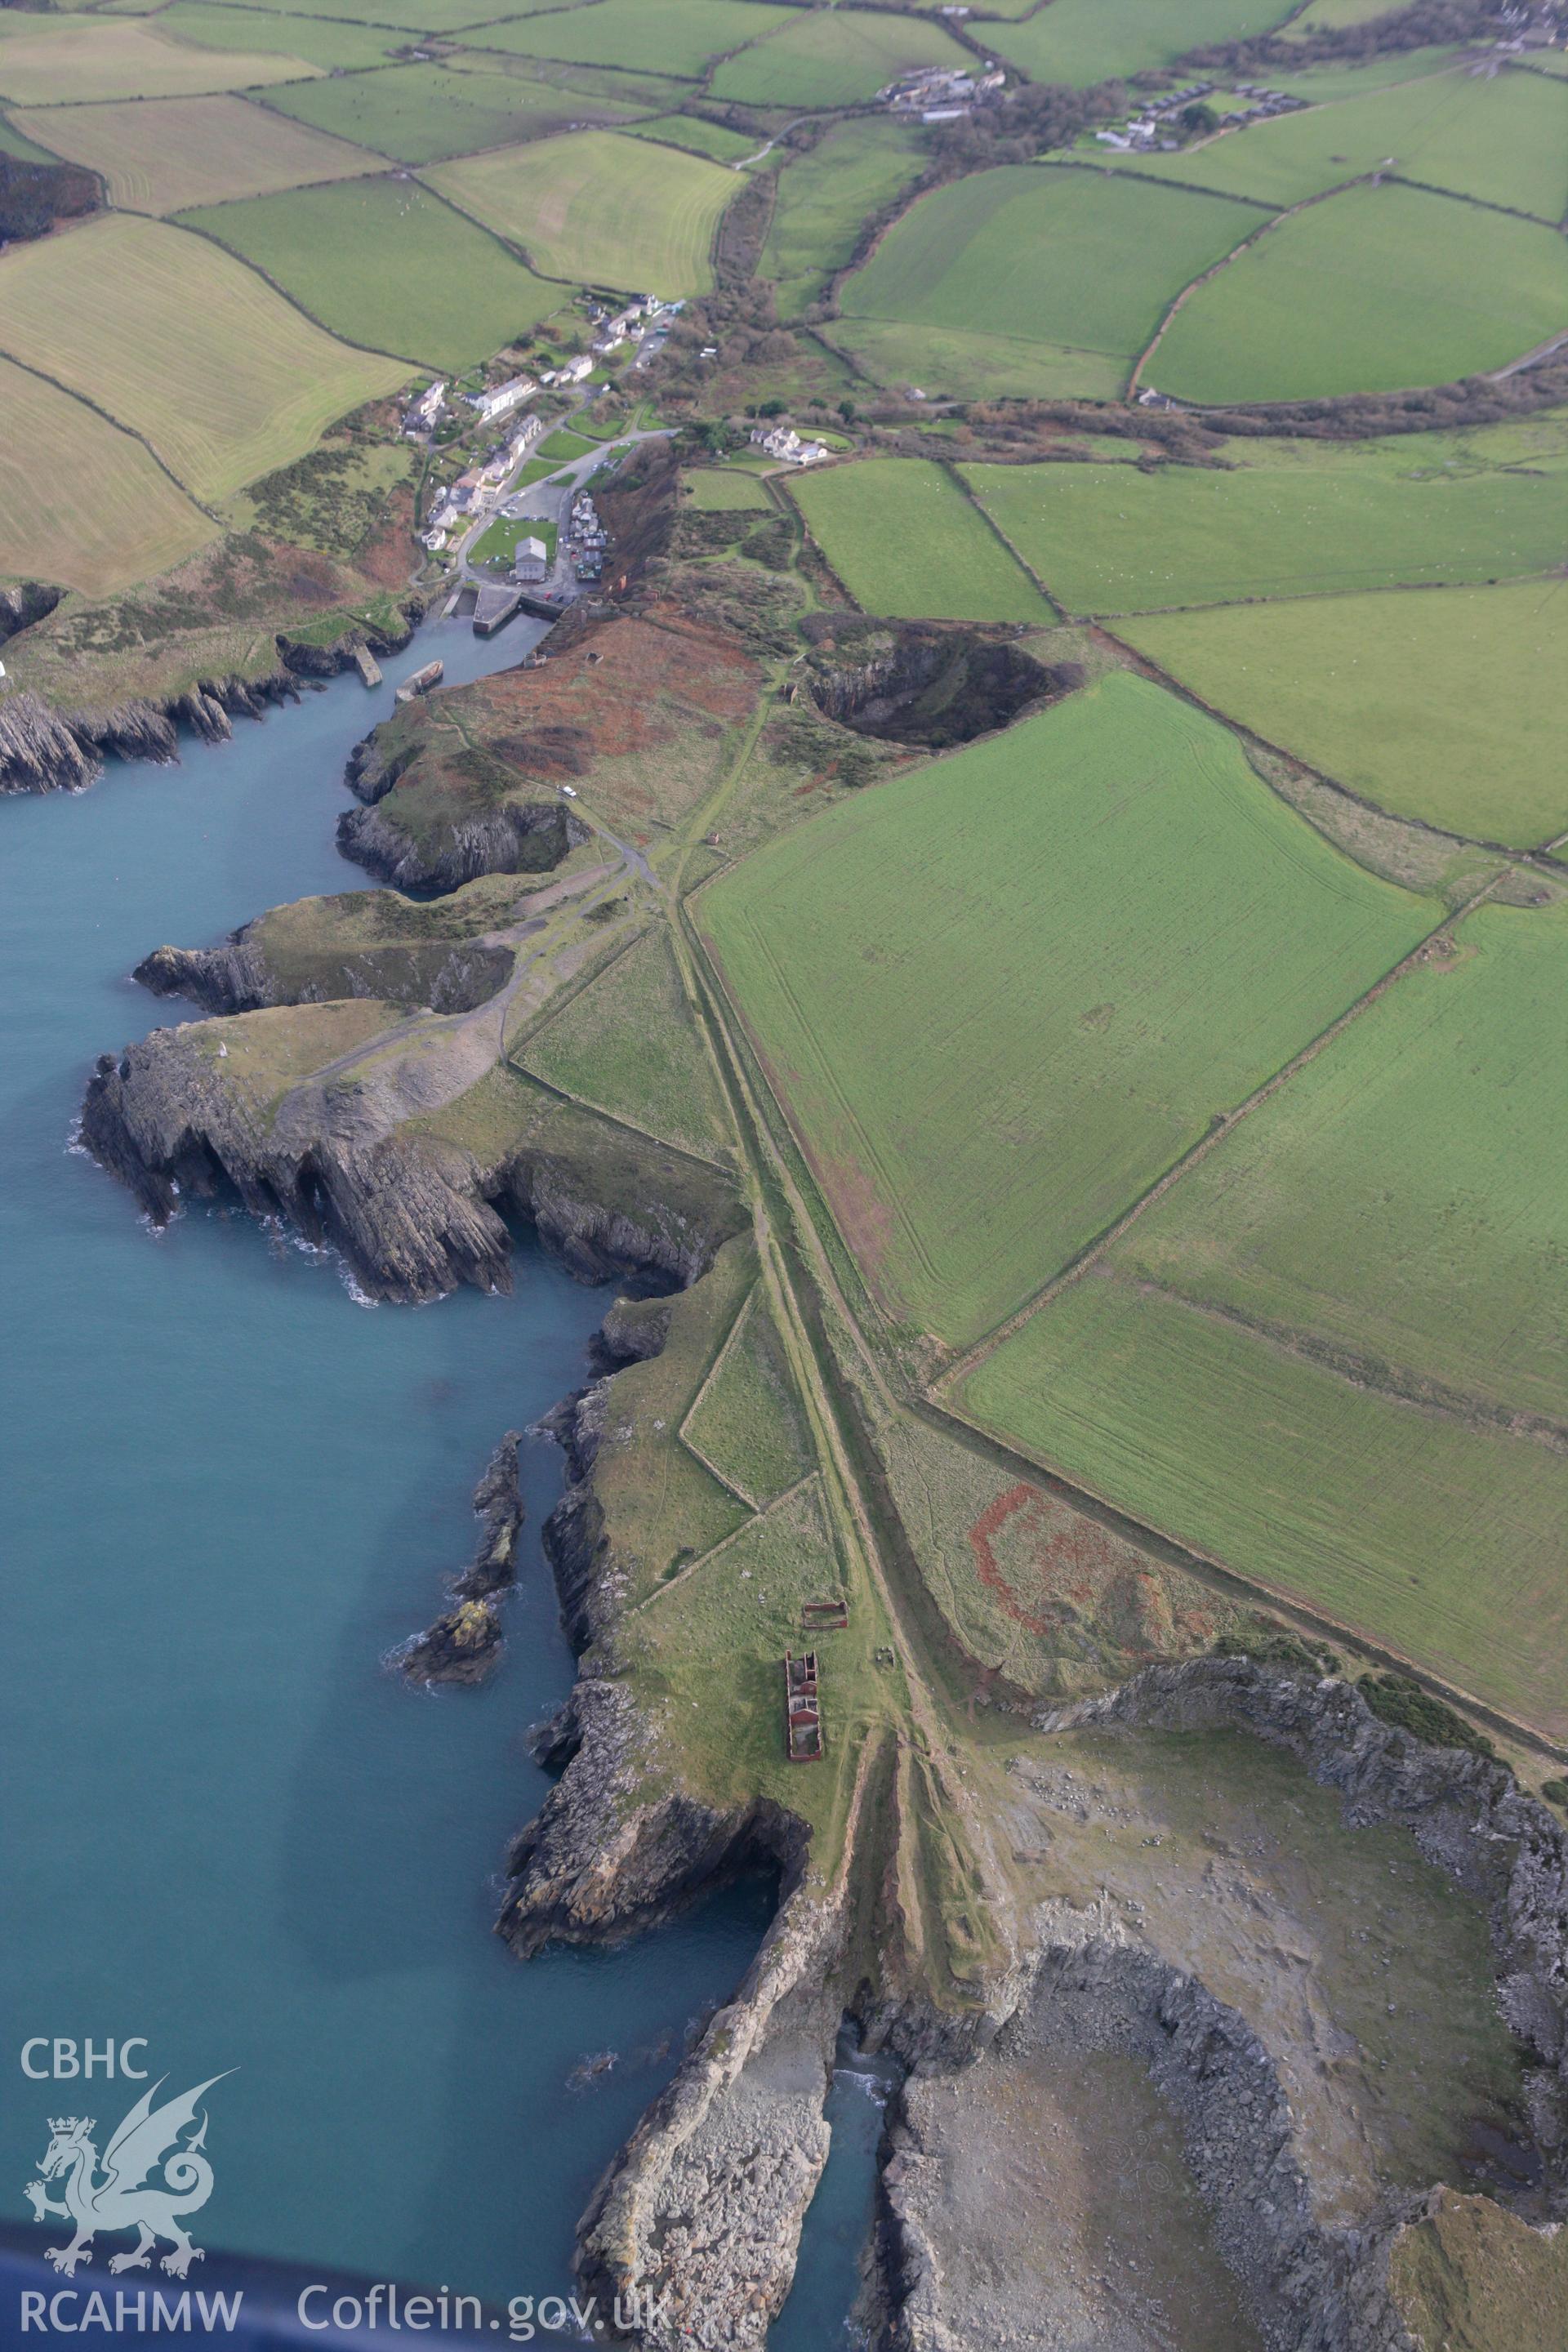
0,623,790,2314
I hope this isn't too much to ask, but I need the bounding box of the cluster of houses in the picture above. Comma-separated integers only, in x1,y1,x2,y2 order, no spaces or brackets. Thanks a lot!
1494,2,1566,47
564,488,608,584
1094,78,1301,154
880,62,1004,121
421,411,546,551
749,422,829,466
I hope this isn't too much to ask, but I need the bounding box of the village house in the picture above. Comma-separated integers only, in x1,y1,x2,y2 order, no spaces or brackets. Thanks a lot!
510,537,550,583
406,380,447,434
749,424,829,466
466,373,537,425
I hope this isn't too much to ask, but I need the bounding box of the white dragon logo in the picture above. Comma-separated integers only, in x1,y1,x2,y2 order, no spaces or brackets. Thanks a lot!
24,2074,230,2279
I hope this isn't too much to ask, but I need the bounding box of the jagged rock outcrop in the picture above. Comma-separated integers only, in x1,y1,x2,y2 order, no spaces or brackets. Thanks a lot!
0,674,299,794
1045,1658,1568,2174
345,731,412,806
398,1432,526,1685
276,595,424,680
0,581,62,643
874,1898,1419,2352
133,933,514,1018
336,799,587,894
80,1023,737,1304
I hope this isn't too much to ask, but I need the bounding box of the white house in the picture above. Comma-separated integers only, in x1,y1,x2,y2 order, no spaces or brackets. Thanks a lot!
749,424,828,466
467,374,537,425
510,537,550,582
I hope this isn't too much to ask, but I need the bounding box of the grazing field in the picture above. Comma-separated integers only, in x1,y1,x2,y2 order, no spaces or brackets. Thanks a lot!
0,13,317,103
962,432,1568,612
179,176,554,368
700,671,1431,1349
1128,64,1568,221
215,0,561,28
710,8,971,107
789,460,1053,622
623,113,760,165
1152,184,1568,404
0,354,216,594
988,0,1296,88
0,112,58,162
760,118,924,318
457,0,795,76
426,130,736,296
0,215,406,501
158,3,401,70
1120,581,1568,846
683,468,773,511
520,924,732,1162
682,1285,813,1511
16,93,376,216
836,167,1264,402
961,898,1568,1736
261,60,627,165
1269,48,1468,99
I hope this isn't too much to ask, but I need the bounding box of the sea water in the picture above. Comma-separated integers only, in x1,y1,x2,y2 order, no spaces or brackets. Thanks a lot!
0,621,782,2314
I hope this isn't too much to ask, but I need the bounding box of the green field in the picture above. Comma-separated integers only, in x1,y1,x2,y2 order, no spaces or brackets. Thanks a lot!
682,1284,813,1510
684,468,773,511
520,923,732,1161
1153,184,1568,404
0,214,406,501
1127,64,1568,220
988,0,1296,88
962,900,1568,1736
470,510,555,566
710,7,971,107
180,175,554,369
1120,581,1568,847
835,166,1265,402
199,0,556,27
427,128,736,296
261,60,627,165
457,0,795,77
623,113,760,165
701,671,1431,1349
962,430,1568,612
1268,48,1469,100
158,3,402,70
16,91,376,215
0,112,56,162
760,118,924,318
0,11,318,103
0,350,216,594
790,459,1053,622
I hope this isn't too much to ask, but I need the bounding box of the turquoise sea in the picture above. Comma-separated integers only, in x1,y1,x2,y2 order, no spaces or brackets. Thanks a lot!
0,623,801,2319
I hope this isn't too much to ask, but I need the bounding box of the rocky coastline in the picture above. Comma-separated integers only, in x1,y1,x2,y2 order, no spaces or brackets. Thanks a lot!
0,597,424,796
336,796,586,894
397,1432,527,1686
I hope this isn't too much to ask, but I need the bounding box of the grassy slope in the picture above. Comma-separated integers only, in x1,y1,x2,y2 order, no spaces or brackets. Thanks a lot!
16,92,376,216
962,898,1568,1735
701,671,1432,1349
426,129,736,296
0,216,406,503
963,1268,1568,1737
1120,580,1568,846
710,10,971,106
623,114,760,165
519,922,733,1161
180,176,555,370
1126,64,1568,221
261,60,627,166
683,468,773,511
989,0,1296,87
461,0,795,76
225,0,559,28
0,352,216,594
836,167,1264,402
1154,184,1568,404
682,1283,813,1509
962,429,1568,612
0,13,318,104
158,3,402,69
760,118,924,319
790,458,1053,622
